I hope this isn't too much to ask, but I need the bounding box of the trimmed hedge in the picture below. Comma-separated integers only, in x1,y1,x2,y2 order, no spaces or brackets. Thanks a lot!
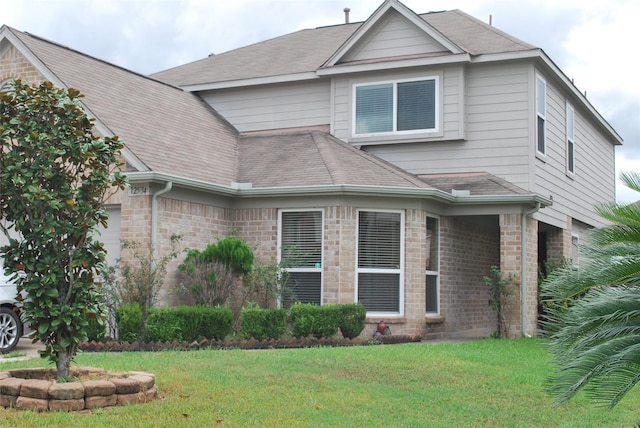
338,303,366,339
116,302,143,342
143,306,233,342
240,308,287,341
289,303,342,339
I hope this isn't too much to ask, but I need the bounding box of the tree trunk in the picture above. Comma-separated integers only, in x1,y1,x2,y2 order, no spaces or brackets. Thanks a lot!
56,349,72,381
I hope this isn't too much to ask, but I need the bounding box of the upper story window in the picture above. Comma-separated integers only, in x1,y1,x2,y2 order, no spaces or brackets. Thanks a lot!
536,75,547,156
354,77,438,137
566,103,575,175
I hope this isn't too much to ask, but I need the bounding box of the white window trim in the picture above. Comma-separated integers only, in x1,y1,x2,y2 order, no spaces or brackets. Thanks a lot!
352,76,440,138
566,102,575,176
277,209,324,305
571,234,580,269
426,215,440,316
0,78,14,93
355,209,405,317
535,75,547,157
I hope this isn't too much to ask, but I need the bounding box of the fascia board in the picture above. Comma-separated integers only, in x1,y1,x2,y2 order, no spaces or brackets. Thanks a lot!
317,53,471,76
126,172,551,210
180,72,318,92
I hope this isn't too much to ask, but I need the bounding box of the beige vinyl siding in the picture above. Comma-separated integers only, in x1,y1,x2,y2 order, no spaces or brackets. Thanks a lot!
533,72,615,229
362,62,530,184
200,80,331,132
344,9,447,62
333,65,463,142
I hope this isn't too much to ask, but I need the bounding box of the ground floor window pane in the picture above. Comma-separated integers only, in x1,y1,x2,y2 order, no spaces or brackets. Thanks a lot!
426,274,438,313
283,271,321,306
357,272,400,312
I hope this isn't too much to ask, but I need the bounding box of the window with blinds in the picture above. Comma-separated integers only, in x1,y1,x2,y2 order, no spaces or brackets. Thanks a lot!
280,210,323,306
536,76,546,155
354,77,437,136
357,210,403,314
426,216,439,314
566,103,575,174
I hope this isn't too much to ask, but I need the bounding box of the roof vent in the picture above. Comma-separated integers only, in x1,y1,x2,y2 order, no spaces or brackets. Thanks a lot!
344,8,351,24
452,189,471,197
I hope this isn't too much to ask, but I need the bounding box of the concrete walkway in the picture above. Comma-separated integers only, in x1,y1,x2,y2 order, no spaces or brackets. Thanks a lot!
0,338,45,363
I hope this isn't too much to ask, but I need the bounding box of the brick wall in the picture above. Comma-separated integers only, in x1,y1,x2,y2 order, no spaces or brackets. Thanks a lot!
434,216,500,338
0,45,44,85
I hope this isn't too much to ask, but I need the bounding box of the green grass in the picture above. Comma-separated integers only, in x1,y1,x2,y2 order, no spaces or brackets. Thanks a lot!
1,339,638,427
0,351,26,359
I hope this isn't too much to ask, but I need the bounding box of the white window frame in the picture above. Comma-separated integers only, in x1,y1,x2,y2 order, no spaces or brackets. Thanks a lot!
571,234,580,269
566,102,575,175
352,76,439,138
536,75,547,156
277,209,324,306
425,216,440,315
0,78,14,93
355,209,405,316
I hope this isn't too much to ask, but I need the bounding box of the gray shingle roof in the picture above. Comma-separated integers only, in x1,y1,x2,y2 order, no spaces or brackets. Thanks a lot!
418,172,529,196
8,27,240,185
152,9,535,87
238,131,433,189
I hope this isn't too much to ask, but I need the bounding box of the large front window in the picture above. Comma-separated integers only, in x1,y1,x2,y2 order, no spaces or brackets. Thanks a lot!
354,78,437,136
279,210,323,306
357,210,403,314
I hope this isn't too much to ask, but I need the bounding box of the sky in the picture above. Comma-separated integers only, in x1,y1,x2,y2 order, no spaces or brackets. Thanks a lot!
3,0,639,202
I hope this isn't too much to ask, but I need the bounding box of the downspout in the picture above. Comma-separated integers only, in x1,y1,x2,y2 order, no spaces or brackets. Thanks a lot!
151,181,173,251
521,202,540,338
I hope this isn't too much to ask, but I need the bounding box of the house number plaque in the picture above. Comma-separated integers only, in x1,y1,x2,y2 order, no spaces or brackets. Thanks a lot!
129,185,149,196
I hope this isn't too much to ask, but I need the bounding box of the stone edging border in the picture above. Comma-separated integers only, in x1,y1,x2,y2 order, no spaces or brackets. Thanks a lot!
0,367,156,412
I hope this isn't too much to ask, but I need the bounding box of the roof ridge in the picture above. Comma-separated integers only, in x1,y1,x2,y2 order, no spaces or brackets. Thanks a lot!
10,26,183,91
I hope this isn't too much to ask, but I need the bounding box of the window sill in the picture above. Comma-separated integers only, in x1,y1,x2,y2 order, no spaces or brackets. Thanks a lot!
366,317,405,325
425,315,445,324
349,132,444,146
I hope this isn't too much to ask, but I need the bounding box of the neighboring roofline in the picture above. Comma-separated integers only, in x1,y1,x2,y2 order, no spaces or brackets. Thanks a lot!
127,171,552,208
0,25,152,169
323,0,463,68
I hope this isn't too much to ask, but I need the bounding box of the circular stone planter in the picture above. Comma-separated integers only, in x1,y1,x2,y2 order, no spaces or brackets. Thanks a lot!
0,367,156,412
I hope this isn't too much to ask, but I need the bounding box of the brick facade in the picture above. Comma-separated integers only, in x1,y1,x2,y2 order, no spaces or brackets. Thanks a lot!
0,45,44,85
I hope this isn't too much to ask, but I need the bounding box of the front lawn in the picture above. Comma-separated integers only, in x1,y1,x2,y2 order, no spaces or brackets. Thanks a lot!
1,339,638,427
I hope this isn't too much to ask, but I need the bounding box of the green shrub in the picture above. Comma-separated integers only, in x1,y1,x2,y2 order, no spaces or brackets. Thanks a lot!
338,304,366,339
143,306,233,342
116,302,143,342
240,308,287,340
86,315,106,342
289,304,341,339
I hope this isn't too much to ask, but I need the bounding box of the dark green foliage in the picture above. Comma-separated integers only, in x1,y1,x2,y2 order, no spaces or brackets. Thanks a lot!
483,266,516,338
143,306,233,342
542,171,640,409
240,308,287,340
116,303,143,342
86,315,107,342
338,304,366,339
180,236,254,307
289,304,341,339
0,80,126,380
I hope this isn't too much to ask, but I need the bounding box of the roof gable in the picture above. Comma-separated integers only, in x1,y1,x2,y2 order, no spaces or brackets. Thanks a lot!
323,0,463,68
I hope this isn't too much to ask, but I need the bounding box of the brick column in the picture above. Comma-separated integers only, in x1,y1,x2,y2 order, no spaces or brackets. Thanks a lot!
499,213,538,337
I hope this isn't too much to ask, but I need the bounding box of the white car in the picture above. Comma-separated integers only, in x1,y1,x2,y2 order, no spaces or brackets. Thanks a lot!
0,269,23,353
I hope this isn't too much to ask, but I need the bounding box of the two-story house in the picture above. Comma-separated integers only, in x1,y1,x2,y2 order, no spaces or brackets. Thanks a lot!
0,0,621,339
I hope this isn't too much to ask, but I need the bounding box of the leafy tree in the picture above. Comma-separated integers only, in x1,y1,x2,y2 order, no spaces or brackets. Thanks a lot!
541,171,640,408
0,80,126,380
483,265,516,338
